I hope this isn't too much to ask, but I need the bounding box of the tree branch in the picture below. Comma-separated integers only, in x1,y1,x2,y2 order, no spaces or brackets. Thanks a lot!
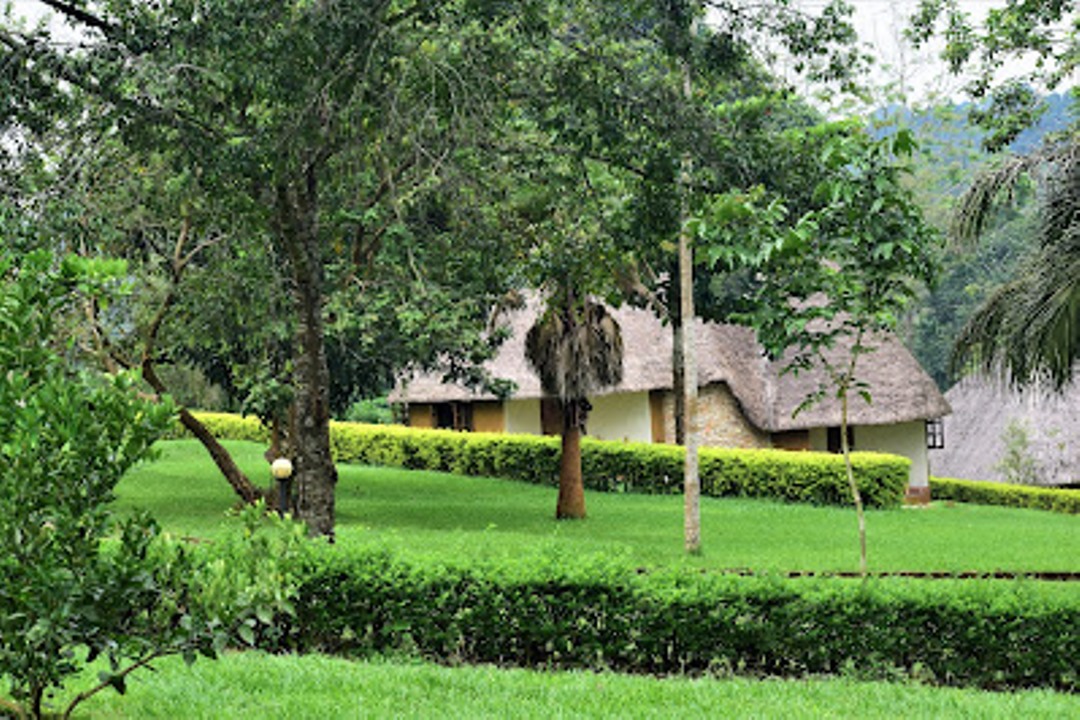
36,0,115,35
62,649,168,719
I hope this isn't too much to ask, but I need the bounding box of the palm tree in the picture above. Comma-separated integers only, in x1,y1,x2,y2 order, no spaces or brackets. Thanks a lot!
525,289,624,519
951,140,1080,390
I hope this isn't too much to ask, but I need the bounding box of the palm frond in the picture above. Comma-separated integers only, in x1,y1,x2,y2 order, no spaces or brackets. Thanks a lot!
951,141,1080,245
952,137,1080,389
525,297,624,402
952,236,1080,390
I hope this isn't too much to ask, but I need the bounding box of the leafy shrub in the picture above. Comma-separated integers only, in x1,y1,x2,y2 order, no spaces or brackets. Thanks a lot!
183,413,911,508
284,549,1079,691
341,396,395,425
0,254,303,719
996,419,1041,485
931,477,1080,514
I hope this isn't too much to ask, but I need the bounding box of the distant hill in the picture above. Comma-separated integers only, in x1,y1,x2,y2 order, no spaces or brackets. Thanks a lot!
884,94,1075,390
876,92,1075,158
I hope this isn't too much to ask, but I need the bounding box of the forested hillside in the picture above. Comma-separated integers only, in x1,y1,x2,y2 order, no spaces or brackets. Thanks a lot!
893,95,1074,390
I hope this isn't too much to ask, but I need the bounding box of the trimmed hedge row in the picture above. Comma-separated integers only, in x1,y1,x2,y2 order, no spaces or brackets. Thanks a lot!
931,477,1080,515
328,423,910,508
166,411,270,443
177,412,911,508
282,549,1079,691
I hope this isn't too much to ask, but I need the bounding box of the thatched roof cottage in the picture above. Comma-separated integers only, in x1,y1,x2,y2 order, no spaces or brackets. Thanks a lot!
930,376,1080,487
392,299,950,497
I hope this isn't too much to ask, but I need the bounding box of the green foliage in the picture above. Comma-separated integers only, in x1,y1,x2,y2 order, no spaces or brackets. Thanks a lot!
909,0,1078,150
341,396,396,425
181,412,910,509
729,125,939,365
285,548,1079,691
0,250,168,713
892,102,1037,388
995,419,1041,486
0,253,304,719
930,477,1080,515
904,212,1034,388
909,4,1080,392
186,503,311,653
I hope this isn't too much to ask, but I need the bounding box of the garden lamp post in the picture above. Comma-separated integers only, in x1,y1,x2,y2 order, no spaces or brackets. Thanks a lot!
271,457,294,516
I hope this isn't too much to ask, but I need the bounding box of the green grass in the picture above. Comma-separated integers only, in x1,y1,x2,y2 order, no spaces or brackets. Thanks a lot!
116,440,1080,575
65,652,1080,719
30,438,1073,716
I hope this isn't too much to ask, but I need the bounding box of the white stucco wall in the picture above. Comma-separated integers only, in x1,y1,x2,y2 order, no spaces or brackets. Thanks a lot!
857,421,930,488
502,392,651,442
806,422,928,487
586,392,652,443
504,398,542,435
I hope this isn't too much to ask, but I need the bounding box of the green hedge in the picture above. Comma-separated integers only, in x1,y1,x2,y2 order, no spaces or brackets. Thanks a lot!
326,422,910,508
165,411,270,443
175,412,911,508
282,549,1079,691
931,477,1080,514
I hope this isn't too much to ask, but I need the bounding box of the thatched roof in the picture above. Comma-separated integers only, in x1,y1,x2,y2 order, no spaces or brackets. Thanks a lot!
930,375,1080,485
392,297,950,432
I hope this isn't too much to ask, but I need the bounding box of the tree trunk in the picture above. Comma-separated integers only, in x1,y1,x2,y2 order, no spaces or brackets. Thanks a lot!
840,390,868,578
277,171,338,539
678,55,700,555
556,400,587,519
141,356,265,505
670,265,686,445
679,230,700,554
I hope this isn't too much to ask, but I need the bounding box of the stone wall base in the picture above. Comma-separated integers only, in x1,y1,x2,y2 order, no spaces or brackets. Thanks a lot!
904,484,932,506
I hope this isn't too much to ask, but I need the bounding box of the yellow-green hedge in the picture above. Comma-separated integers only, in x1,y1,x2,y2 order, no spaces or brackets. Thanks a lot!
166,411,270,443
931,476,1080,514
176,412,911,508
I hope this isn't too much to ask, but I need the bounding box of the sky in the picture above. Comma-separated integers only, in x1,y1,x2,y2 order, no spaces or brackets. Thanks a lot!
784,0,1011,107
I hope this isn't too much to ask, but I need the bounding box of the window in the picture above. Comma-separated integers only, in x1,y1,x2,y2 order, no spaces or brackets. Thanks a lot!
826,426,855,453
926,418,945,449
433,402,473,431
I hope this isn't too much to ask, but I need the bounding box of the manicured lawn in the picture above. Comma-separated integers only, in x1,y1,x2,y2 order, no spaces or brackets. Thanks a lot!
118,439,1079,574
32,437,1072,717
68,652,1080,719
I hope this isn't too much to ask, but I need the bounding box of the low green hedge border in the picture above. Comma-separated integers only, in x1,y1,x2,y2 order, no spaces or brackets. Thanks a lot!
281,549,1079,692
174,412,910,509
931,477,1080,515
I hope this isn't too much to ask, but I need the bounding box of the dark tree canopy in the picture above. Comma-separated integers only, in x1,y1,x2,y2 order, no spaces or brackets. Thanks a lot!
1,0,877,534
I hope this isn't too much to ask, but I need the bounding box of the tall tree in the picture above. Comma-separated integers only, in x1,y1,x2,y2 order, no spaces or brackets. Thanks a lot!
511,141,630,519
1,1,523,537
526,289,624,519
503,0,867,543
711,126,939,575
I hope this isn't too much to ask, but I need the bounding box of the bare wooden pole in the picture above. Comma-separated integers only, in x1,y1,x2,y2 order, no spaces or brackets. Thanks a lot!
679,52,700,555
